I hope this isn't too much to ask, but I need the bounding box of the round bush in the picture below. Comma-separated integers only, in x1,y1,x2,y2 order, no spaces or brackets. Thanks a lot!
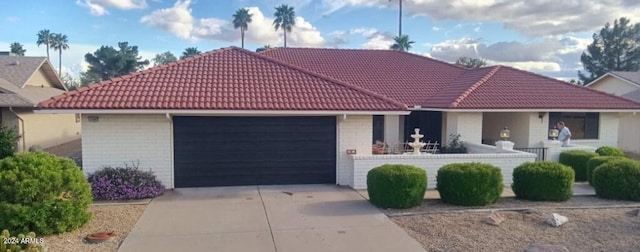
586,156,628,185
436,163,503,206
88,164,165,200
367,164,426,209
512,162,574,201
0,152,93,235
592,159,640,201
559,150,598,182
595,146,626,157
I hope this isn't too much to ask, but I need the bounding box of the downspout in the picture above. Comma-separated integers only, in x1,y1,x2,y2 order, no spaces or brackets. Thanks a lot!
8,107,26,152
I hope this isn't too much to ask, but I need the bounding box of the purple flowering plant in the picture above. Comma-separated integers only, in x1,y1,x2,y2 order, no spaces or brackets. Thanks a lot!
88,162,165,200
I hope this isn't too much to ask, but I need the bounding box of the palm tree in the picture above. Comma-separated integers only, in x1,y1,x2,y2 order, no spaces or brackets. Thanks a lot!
180,47,202,59
10,42,26,56
50,33,69,76
390,35,414,52
36,29,53,60
232,8,253,49
256,44,272,52
273,5,296,48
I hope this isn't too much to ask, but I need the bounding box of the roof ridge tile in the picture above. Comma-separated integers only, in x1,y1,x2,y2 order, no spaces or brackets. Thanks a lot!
450,65,502,108
234,47,408,109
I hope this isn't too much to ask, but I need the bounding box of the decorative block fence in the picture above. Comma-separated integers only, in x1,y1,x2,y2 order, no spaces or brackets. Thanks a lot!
349,142,536,189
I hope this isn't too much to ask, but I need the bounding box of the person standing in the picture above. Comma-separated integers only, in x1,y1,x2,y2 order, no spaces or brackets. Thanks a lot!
556,121,572,147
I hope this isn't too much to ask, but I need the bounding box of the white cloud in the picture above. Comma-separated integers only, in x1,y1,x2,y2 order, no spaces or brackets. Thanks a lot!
362,34,393,50
77,0,147,16
140,0,194,40
320,0,640,36
140,2,326,47
494,61,562,72
432,26,440,31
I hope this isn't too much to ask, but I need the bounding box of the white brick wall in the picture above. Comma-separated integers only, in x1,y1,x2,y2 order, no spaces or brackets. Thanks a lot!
351,151,536,189
82,114,173,188
337,115,372,187
619,114,640,153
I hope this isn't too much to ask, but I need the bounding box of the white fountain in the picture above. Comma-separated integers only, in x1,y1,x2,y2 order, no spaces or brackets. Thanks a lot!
408,128,426,155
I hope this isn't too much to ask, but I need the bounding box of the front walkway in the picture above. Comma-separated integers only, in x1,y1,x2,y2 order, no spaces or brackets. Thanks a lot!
118,185,425,252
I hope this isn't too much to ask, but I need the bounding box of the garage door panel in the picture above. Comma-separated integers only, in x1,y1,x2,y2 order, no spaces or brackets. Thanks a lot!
173,116,337,187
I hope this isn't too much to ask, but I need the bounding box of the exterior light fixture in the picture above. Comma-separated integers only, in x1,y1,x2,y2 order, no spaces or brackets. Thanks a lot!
500,126,510,141
549,127,559,140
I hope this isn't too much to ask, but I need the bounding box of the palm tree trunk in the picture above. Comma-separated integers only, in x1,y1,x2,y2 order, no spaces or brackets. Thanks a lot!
58,50,62,77
284,30,287,48
399,0,402,37
241,28,245,49
46,45,50,61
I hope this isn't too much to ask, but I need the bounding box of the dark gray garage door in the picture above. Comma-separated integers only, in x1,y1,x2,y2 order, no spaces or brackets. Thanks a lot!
173,116,337,187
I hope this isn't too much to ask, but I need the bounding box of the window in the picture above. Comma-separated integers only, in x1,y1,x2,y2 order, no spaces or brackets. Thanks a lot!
549,112,599,139
372,115,385,144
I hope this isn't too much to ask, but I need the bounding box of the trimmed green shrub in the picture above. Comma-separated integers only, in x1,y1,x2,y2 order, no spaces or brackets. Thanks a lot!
512,162,574,201
0,125,18,159
0,229,44,252
436,163,503,206
559,150,598,181
586,156,628,185
595,146,626,157
592,159,640,201
0,152,93,235
367,164,426,209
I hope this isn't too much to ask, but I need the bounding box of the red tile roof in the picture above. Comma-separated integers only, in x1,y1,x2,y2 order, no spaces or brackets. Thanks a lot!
39,47,407,111
262,48,640,110
260,48,467,106
431,66,640,109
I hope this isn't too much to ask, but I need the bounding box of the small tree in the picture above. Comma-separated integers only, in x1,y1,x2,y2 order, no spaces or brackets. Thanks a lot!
578,17,640,84
455,56,487,69
9,42,26,56
0,125,17,159
152,51,177,66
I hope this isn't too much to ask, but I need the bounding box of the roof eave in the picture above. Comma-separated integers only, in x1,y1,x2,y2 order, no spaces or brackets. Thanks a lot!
413,108,640,112
35,109,411,115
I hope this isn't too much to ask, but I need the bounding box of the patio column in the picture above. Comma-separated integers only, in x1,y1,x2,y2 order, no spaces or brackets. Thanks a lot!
384,115,403,146
443,112,483,144
542,140,562,162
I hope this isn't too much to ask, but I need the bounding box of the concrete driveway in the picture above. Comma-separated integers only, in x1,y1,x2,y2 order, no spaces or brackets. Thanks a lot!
118,185,425,252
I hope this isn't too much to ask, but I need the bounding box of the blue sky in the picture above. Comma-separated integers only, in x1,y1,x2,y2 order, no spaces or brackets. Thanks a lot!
2,0,640,81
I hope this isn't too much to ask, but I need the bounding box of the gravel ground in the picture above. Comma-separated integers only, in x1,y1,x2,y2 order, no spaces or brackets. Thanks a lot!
42,204,146,252
392,208,640,252
384,196,640,216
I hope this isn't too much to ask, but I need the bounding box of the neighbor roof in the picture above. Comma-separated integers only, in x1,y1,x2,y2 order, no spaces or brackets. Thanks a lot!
262,48,640,110
39,47,407,111
0,56,63,89
0,76,65,107
585,71,640,88
623,89,640,103
610,71,640,86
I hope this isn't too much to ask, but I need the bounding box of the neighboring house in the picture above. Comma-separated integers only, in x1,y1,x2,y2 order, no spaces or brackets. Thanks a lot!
0,55,81,151
38,47,640,189
585,71,640,153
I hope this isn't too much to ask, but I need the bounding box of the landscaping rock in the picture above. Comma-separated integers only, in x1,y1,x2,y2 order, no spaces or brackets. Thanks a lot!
546,213,569,227
484,211,506,226
626,209,640,217
524,244,569,252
